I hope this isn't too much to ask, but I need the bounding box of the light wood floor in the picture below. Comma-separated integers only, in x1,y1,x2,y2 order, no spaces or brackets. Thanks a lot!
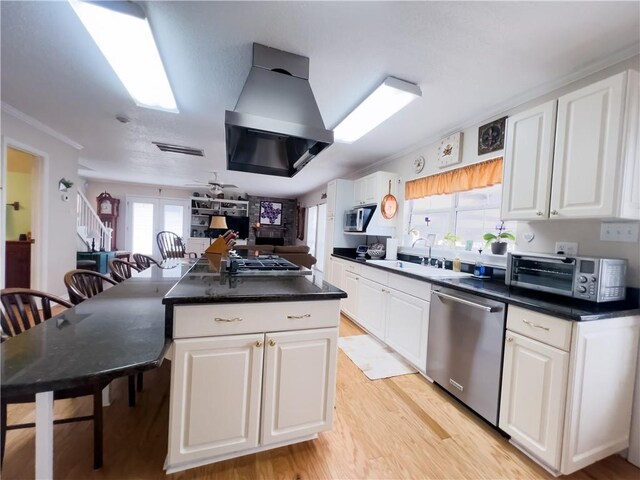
2,316,639,479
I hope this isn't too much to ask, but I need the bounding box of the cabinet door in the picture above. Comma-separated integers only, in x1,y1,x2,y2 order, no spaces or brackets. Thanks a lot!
385,288,429,372
551,72,626,218
363,175,378,204
326,180,337,218
353,179,364,206
168,334,264,467
330,258,345,289
341,271,359,320
499,331,569,470
501,101,557,220
356,277,387,340
261,328,338,445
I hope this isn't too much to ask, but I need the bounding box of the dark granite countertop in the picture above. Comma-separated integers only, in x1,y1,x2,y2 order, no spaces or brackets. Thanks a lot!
163,257,347,306
331,253,640,321
1,261,191,396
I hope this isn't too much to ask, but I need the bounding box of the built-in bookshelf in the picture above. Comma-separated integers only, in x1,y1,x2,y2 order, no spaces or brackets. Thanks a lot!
189,197,249,238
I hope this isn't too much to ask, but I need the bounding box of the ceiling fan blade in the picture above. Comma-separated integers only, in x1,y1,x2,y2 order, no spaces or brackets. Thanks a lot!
221,183,238,189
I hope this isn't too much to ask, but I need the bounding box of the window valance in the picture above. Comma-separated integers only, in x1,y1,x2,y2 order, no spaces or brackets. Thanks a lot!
405,156,503,200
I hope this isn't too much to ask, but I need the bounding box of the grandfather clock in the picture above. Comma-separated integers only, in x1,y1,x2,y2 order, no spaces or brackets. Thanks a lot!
96,192,120,251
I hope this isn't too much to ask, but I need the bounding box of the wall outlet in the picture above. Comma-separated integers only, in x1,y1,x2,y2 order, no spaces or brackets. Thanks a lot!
600,222,640,242
555,241,578,255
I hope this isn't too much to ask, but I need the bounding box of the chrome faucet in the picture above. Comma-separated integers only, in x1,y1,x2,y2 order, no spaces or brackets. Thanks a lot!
412,237,432,265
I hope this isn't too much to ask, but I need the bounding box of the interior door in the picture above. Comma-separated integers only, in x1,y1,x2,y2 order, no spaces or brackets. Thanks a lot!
126,196,189,257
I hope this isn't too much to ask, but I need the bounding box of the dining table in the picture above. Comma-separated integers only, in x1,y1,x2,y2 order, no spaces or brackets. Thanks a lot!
1,260,191,479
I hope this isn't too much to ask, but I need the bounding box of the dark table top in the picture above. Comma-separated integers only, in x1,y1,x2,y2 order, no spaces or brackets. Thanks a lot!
332,253,640,321
1,261,191,396
163,257,347,306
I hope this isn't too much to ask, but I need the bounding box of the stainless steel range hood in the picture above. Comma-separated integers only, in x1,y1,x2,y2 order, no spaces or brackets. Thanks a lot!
225,44,334,178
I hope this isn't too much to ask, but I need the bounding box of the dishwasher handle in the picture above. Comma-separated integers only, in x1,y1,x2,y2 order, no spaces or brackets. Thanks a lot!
432,290,500,312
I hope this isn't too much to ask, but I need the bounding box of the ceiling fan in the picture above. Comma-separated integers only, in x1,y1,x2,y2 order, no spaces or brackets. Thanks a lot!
185,171,238,193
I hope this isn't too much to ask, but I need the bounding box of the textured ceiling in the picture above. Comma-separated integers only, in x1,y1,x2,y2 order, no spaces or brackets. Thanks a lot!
2,1,639,197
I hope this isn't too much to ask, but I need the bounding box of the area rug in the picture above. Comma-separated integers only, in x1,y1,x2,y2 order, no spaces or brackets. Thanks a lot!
338,334,417,380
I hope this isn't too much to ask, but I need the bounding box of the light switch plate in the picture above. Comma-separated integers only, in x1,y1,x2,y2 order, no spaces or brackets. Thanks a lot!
600,222,640,242
555,242,578,255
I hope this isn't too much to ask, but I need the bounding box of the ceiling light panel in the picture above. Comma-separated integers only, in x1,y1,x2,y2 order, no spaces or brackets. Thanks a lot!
334,77,421,143
69,0,178,113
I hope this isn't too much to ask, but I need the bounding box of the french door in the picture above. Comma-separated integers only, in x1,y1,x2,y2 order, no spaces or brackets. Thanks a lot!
125,196,189,258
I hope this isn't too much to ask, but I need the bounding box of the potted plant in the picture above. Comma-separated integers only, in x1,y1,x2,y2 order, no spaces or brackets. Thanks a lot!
483,221,515,255
443,232,462,248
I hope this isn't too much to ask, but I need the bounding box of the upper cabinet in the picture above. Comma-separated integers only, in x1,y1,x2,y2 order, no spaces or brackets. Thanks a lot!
501,70,639,221
353,172,398,206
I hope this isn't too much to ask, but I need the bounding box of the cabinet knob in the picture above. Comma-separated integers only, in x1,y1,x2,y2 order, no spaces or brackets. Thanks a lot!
255,340,263,348
506,336,514,343
269,339,277,347
551,210,559,215
536,211,543,216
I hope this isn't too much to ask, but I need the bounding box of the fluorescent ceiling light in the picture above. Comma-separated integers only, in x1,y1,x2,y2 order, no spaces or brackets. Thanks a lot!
69,0,178,113
333,77,421,143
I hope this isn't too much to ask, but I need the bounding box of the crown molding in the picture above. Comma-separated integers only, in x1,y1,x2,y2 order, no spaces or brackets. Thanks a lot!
1,102,84,150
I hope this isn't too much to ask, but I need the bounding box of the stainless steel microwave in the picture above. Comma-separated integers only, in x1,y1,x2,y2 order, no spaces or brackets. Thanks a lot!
506,252,627,302
344,206,375,233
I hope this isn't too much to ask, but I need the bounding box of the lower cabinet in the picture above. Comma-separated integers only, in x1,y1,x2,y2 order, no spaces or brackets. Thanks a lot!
500,331,569,468
500,306,640,475
356,274,430,372
167,327,338,471
341,271,359,320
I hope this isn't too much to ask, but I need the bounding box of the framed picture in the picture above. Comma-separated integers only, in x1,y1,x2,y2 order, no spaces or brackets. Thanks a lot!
478,116,507,155
259,201,283,225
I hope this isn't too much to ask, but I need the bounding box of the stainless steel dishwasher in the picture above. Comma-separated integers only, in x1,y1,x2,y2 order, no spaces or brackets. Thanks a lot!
426,286,506,426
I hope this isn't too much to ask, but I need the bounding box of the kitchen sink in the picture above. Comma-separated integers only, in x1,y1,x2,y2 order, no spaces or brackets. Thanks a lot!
367,259,472,279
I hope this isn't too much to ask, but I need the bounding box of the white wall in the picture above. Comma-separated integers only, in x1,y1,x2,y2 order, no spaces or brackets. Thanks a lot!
83,180,193,250
2,112,79,297
321,55,640,286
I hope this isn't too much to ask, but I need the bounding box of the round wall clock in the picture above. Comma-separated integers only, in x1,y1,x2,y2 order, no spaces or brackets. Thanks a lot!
478,116,507,155
413,155,425,174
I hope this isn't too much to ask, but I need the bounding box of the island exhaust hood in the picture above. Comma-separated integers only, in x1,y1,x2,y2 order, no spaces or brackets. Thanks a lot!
225,43,333,178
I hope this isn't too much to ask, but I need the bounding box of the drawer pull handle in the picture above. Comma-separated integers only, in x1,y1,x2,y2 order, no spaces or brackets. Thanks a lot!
287,314,311,319
522,319,550,331
255,341,263,348
214,317,243,323
551,210,559,215
269,339,277,347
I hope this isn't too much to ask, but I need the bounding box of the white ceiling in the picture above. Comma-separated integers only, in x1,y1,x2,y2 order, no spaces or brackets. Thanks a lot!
2,1,639,198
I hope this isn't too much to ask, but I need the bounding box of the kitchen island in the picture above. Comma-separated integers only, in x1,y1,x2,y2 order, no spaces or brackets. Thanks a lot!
162,257,346,473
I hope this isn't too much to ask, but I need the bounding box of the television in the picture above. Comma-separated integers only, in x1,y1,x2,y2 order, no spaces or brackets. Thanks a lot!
208,215,250,240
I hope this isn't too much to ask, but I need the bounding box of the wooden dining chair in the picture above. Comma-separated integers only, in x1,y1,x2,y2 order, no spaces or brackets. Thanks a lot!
132,253,160,270
109,259,141,283
0,289,106,469
157,231,197,260
63,269,117,305
63,270,140,406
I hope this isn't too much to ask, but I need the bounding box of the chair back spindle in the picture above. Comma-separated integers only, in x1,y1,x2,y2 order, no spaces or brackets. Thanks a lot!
132,253,159,270
64,270,117,305
0,289,72,339
109,259,141,283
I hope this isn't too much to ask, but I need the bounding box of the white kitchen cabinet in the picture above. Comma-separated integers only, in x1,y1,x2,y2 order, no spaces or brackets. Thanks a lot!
501,70,639,221
341,270,359,320
322,180,360,277
500,331,569,469
500,306,640,475
168,334,264,467
353,171,398,206
356,276,388,340
326,180,337,219
261,328,338,445
385,288,430,372
329,257,345,290
167,300,341,473
501,100,557,220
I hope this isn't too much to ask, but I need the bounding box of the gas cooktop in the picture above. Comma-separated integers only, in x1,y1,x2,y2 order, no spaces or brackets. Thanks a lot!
231,256,300,271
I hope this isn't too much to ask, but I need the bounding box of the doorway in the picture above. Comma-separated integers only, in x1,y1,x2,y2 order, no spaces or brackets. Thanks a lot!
125,195,189,258
305,203,327,272
2,144,46,290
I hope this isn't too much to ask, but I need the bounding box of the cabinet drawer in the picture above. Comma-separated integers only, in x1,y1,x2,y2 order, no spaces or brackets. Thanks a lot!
387,272,431,301
173,300,341,338
359,265,389,284
507,306,573,351
344,262,361,275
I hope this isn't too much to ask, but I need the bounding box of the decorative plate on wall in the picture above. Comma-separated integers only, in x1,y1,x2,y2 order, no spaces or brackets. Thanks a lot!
437,132,462,168
478,116,507,155
413,155,425,174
